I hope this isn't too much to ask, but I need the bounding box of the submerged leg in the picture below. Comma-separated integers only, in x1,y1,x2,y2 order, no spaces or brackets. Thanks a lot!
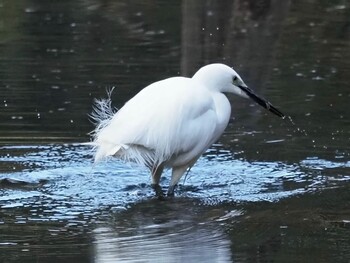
167,165,189,196
152,184,165,200
151,164,164,199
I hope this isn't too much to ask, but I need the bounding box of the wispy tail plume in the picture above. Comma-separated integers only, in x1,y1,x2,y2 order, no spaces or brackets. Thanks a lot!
89,87,117,139
86,88,120,163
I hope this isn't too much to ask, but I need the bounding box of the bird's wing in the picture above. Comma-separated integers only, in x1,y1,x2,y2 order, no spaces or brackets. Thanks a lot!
93,77,218,164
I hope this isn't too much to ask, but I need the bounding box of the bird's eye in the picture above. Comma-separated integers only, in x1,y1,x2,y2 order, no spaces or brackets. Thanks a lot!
233,76,238,82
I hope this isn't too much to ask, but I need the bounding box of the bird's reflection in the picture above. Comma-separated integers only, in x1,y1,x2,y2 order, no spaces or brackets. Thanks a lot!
93,198,238,262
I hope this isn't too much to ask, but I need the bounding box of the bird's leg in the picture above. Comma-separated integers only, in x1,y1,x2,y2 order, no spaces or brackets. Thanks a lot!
167,165,188,197
167,184,177,197
151,164,164,199
151,163,164,185
152,184,165,200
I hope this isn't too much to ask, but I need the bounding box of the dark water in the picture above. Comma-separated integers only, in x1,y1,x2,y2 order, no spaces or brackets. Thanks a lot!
1,0,350,262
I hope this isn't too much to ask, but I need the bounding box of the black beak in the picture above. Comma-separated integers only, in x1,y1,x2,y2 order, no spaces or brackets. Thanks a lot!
239,85,285,118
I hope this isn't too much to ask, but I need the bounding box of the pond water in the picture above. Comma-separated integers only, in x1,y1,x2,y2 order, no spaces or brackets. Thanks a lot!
0,0,349,262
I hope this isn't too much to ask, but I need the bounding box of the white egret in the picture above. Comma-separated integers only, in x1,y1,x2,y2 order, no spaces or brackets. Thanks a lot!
89,63,285,197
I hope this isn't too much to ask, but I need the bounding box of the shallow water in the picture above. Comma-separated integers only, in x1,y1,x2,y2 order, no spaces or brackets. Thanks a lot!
1,0,350,262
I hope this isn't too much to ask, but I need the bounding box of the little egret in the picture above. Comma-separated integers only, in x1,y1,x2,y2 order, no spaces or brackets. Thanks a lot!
89,63,285,197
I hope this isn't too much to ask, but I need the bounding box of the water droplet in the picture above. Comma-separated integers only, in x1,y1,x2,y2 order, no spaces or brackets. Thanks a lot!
287,116,294,124
288,116,309,136
312,76,323,81
11,116,23,120
330,67,337,74
24,7,37,13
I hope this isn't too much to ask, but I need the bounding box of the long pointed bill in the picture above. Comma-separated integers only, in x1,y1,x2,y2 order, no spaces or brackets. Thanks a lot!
239,85,285,118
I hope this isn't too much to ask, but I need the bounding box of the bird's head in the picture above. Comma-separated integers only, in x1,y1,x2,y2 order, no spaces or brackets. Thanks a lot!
192,63,285,118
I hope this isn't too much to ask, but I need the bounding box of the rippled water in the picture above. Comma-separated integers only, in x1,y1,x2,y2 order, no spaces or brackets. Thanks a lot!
1,0,350,262
1,143,348,209
1,143,349,262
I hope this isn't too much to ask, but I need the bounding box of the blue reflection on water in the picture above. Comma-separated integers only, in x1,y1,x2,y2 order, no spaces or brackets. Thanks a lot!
0,144,349,220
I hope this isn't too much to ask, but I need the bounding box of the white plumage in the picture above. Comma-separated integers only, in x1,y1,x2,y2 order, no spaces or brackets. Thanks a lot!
89,63,285,196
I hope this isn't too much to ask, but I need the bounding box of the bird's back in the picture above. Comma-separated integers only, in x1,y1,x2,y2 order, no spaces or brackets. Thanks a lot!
92,76,219,168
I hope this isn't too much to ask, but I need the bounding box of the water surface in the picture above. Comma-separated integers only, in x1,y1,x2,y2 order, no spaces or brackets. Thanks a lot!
0,0,349,262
